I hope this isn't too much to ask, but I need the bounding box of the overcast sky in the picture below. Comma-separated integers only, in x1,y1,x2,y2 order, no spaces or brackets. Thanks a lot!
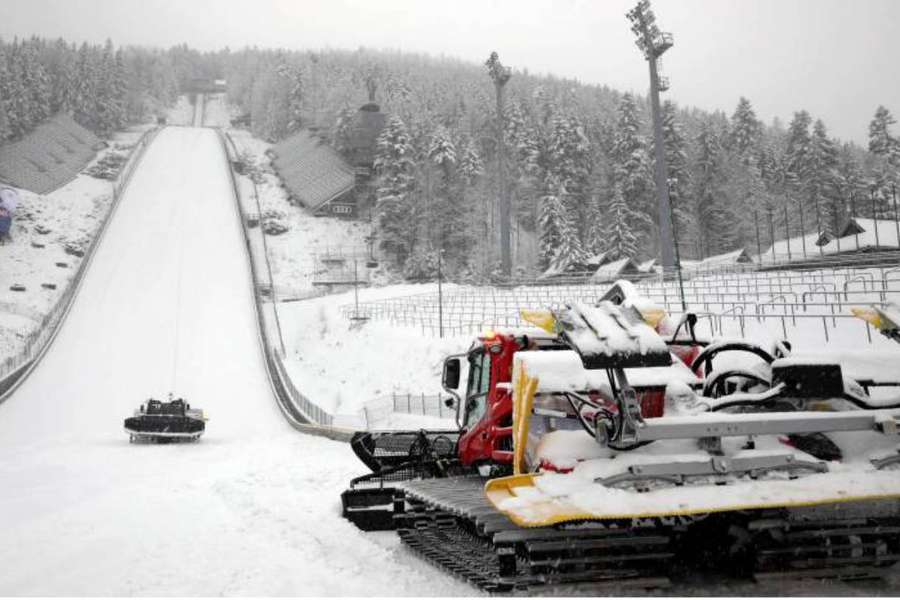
4,0,898,144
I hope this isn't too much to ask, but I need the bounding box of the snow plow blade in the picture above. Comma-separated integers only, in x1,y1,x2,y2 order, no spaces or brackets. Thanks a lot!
484,471,900,527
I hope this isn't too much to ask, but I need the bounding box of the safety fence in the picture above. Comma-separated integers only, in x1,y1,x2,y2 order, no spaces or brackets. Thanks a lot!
0,126,160,400
361,392,455,429
340,265,900,345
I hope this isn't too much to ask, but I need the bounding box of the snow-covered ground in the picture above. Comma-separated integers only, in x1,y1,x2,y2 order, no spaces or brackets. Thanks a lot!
224,126,451,426
166,94,197,127
0,127,472,596
226,129,375,293
201,92,232,128
0,125,153,368
277,287,469,418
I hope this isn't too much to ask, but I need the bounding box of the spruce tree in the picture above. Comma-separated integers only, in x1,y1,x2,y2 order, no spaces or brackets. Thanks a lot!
537,175,565,270
730,97,761,156
374,115,417,266
868,106,897,158
785,110,813,235
659,101,695,254
692,122,731,255
546,114,591,232
808,119,841,237
604,182,639,261
427,124,466,261
612,93,653,241
0,45,11,141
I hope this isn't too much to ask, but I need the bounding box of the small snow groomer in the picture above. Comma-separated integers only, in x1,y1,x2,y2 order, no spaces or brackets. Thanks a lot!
342,282,900,593
124,397,206,442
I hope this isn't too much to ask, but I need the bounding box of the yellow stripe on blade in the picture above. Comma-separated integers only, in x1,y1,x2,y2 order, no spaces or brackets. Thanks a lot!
484,473,900,528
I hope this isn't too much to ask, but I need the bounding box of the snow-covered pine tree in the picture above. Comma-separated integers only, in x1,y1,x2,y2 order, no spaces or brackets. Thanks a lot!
867,106,899,211
23,39,51,126
722,97,768,252
110,48,128,130
692,121,732,256
536,173,587,273
5,40,34,138
785,110,813,235
612,93,653,242
459,140,484,186
603,182,639,261
71,42,99,131
332,107,356,155
276,62,304,133
93,39,118,135
659,100,697,256
868,106,897,158
808,119,841,237
537,174,565,270
427,124,468,262
546,113,592,241
730,97,761,157
374,115,417,267
0,44,11,141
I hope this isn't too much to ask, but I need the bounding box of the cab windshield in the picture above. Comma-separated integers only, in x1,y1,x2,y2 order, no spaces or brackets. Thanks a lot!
464,349,492,428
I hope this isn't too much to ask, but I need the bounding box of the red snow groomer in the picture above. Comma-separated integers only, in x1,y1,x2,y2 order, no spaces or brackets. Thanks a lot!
342,281,900,593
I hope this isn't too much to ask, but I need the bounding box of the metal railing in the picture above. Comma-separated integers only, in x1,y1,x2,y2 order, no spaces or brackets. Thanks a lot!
221,130,338,429
1,127,161,400
362,392,454,429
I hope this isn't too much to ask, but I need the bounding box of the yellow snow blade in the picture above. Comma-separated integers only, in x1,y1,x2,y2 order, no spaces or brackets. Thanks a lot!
852,307,885,330
484,473,900,528
519,309,557,334
852,306,898,333
511,364,539,475
637,307,667,329
485,474,588,526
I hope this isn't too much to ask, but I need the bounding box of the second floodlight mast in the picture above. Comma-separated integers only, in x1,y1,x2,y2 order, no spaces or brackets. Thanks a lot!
627,0,676,272
486,52,512,278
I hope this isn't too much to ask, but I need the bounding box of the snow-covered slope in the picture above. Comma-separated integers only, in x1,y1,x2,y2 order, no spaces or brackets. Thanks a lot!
0,127,471,595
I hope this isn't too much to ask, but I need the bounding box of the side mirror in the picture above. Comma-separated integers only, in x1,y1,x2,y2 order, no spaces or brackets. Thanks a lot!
443,396,456,409
442,357,461,390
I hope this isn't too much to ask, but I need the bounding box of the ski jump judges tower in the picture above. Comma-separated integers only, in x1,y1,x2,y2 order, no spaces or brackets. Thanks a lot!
627,0,676,271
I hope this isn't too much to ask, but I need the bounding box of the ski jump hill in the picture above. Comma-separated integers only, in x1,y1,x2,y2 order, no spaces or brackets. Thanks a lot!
0,114,102,194
0,125,470,596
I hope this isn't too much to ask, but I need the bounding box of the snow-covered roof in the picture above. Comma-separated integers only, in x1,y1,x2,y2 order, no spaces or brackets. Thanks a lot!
691,248,754,268
637,258,657,273
538,253,602,280
825,217,900,252
271,130,355,211
590,257,640,282
763,231,831,258
0,114,100,194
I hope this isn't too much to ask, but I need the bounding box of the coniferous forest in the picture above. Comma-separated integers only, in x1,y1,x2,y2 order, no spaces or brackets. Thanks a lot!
2,40,899,280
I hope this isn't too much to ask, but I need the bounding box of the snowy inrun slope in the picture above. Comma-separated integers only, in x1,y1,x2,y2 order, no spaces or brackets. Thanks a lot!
0,128,471,596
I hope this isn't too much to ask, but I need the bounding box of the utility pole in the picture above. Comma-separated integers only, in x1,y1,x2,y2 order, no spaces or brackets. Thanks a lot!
437,248,444,339
667,178,686,311
486,52,512,277
627,0,675,271
893,184,899,247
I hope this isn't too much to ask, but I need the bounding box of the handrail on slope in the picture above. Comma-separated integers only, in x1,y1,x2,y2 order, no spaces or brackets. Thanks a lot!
216,129,352,442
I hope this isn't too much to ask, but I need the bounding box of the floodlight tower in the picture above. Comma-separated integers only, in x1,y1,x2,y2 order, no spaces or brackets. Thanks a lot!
486,51,512,277
627,0,676,270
